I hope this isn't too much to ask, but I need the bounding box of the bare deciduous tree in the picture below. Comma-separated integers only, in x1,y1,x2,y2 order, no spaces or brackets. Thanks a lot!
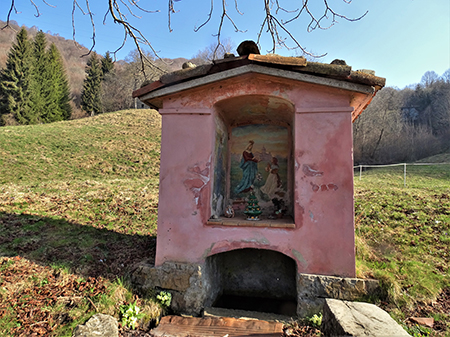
190,37,235,65
2,0,367,74
354,69,450,164
420,71,439,87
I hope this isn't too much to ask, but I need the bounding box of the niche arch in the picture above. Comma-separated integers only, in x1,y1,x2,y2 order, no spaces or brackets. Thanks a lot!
211,94,295,220
205,248,298,316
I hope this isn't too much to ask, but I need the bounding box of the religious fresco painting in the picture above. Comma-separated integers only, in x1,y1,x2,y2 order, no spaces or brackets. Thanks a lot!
230,124,289,212
211,117,228,218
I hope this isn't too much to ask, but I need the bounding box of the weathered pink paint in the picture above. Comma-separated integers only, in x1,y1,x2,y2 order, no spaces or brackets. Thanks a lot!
151,72,375,278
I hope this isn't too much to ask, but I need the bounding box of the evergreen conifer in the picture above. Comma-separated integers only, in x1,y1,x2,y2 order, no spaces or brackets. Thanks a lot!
46,43,72,121
101,51,115,77
81,52,102,116
32,30,50,122
0,27,37,125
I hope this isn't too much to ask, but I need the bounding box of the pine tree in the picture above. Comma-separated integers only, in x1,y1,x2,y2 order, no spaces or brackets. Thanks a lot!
0,27,37,125
81,52,102,116
101,51,114,77
46,43,72,121
32,30,50,122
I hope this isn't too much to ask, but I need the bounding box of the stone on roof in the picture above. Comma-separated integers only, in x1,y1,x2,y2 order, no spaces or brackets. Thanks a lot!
133,46,385,100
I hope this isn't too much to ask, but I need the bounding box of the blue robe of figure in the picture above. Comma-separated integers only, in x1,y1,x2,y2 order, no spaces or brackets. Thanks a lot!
235,151,258,194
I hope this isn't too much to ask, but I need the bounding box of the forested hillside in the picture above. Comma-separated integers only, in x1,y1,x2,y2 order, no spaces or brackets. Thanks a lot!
0,21,189,119
354,70,450,164
0,20,90,106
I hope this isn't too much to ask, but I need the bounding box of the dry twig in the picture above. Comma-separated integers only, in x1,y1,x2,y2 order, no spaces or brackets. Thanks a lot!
2,0,367,67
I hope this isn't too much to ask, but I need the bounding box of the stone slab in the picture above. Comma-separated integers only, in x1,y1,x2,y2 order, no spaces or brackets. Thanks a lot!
150,315,283,337
297,273,380,317
294,61,352,78
248,53,307,66
322,299,410,336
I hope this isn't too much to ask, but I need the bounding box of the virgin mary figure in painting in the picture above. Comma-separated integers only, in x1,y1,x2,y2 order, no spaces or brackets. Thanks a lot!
234,140,259,194
260,157,281,199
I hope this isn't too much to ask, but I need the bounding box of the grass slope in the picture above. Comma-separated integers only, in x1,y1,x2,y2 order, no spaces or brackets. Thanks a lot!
355,164,450,335
0,109,449,336
0,110,162,336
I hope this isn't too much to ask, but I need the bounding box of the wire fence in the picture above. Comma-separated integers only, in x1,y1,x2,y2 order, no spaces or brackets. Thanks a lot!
354,162,450,187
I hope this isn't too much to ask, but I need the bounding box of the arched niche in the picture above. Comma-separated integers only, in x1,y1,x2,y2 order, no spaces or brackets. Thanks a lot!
211,94,295,221
205,248,297,316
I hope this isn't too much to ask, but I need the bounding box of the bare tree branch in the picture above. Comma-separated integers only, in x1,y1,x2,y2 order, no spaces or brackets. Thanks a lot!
211,0,246,59
29,0,41,17
2,0,17,30
41,0,56,9
2,0,368,69
194,0,214,32
83,0,96,54
107,0,166,78
257,0,368,55
168,0,181,33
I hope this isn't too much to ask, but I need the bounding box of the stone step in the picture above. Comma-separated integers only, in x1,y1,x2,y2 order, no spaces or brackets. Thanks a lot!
150,315,284,337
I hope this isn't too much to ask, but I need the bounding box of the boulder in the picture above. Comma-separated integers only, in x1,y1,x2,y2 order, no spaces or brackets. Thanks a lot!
237,40,260,56
73,314,118,337
322,299,410,336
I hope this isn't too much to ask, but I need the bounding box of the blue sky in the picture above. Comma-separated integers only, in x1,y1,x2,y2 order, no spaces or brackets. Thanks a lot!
2,0,449,88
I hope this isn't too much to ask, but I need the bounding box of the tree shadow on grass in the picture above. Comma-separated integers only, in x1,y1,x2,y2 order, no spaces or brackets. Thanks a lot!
0,211,156,281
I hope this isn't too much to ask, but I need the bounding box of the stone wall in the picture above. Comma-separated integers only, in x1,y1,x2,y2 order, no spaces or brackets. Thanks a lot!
132,261,380,318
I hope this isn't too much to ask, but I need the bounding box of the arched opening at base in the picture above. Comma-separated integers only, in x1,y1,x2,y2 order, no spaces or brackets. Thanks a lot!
206,248,297,316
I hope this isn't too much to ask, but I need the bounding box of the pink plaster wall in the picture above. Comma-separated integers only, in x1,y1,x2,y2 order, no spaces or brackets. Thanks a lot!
154,73,364,277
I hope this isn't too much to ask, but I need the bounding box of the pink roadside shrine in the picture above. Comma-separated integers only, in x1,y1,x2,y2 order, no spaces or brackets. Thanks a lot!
133,47,385,317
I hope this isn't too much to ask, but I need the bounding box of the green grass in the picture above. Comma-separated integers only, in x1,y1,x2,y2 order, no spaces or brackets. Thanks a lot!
0,109,161,236
355,164,450,333
0,109,449,335
0,109,162,336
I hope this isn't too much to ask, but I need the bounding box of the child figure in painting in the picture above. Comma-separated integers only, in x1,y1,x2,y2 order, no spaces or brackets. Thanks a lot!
261,157,281,199
234,140,260,194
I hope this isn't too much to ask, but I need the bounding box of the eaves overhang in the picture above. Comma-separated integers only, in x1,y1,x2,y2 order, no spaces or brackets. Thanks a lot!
137,64,375,108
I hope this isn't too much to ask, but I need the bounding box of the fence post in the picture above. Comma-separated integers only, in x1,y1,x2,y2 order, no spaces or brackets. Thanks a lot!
404,163,407,187
359,165,362,181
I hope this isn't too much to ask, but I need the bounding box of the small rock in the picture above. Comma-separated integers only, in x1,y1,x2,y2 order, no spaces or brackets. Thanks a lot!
331,59,347,65
283,327,295,336
357,69,376,75
182,62,196,69
73,313,118,337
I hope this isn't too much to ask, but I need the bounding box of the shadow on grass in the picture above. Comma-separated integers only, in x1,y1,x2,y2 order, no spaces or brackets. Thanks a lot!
0,211,156,281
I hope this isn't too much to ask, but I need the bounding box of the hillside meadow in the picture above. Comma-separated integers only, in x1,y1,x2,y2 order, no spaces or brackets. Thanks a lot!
0,109,449,336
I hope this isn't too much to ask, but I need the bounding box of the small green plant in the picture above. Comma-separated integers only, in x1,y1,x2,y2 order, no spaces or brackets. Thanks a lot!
119,301,144,330
308,313,322,328
403,323,431,337
156,291,172,308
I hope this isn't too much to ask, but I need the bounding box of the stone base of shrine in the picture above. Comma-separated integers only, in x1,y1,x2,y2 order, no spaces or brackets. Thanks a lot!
131,261,381,318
